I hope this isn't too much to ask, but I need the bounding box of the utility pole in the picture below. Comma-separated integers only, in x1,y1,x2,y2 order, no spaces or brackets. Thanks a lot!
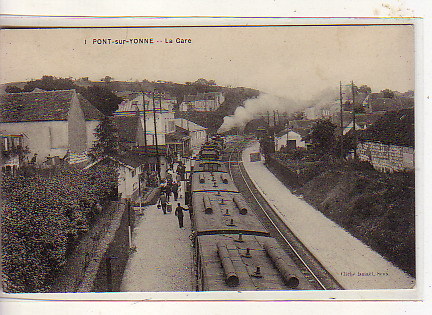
339,81,344,159
152,90,161,181
127,199,132,249
266,111,270,126
273,110,276,127
142,92,148,153
351,81,357,160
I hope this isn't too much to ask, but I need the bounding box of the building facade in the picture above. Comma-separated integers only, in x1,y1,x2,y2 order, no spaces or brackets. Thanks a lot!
274,129,306,151
179,92,224,112
0,89,104,166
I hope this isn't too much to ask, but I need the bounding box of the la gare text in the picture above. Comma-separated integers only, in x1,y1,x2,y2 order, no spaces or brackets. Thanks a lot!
90,38,192,45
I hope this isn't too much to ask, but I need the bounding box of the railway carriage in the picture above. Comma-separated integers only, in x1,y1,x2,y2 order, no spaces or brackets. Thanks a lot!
189,144,314,291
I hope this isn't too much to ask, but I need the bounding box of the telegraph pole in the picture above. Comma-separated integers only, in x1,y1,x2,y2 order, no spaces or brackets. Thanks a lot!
152,90,161,181
142,92,148,152
339,81,344,159
351,81,358,160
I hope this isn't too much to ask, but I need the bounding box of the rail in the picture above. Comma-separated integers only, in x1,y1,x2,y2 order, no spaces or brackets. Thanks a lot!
226,137,333,290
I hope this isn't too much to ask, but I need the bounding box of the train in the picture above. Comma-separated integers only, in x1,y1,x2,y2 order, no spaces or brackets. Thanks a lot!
188,135,314,291
198,135,225,161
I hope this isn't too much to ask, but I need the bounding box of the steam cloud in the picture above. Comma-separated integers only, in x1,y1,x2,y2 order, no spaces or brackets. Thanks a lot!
218,87,346,133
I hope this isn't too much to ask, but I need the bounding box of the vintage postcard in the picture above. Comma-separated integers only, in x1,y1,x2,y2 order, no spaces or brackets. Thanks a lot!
0,20,421,302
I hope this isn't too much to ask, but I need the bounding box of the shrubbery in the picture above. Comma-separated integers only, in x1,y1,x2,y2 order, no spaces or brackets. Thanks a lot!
1,165,117,292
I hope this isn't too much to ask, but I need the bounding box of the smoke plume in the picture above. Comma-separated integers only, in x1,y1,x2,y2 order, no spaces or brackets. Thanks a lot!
218,87,348,133
218,93,304,133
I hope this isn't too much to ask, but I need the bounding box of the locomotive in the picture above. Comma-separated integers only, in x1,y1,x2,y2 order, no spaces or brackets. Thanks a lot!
188,136,314,291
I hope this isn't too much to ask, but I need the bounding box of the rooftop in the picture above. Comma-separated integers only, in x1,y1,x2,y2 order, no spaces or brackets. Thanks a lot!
0,90,104,123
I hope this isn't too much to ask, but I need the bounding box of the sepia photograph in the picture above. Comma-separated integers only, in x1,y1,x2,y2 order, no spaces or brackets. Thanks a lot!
0,22,418,299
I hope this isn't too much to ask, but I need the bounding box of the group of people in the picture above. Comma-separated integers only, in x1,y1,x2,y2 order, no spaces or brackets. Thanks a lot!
157,161,191,228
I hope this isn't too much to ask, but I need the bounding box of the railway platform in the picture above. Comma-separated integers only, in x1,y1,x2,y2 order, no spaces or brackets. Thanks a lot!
120,165,194,292
242,141,415,290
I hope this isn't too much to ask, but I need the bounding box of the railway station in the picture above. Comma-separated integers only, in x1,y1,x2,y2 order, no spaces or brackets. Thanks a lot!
117,136,415,292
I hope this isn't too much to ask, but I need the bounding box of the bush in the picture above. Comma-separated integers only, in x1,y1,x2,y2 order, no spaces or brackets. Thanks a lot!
1,164,117,292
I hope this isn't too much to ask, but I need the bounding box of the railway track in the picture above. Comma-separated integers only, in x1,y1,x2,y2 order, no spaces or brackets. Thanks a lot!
224,136,343,290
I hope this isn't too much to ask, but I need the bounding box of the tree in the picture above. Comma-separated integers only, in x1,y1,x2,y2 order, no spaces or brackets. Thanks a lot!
23,75,76,92
305,119,337,154
102,76,113,83
358,85,372,94
88,117,119,160
381,89,395,98
5,86,23,93
81,86,122,115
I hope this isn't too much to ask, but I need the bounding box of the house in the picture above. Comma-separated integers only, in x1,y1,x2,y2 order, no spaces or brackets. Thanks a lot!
274,128,306,151
84,152,145,200
165,127,191,159
115,91,176,115
362,93,414,114
114,92,176,147
112,113,169,181
287,120,314,140
108,153,144,200
174,118,207,152
331,112,383,136
0,89,104,165
179,92,224,112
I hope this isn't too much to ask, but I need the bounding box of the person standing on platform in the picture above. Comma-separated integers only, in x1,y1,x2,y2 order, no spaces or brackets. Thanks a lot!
171,182,179,201
175,203,186,228
159,193,168,214
165,181,172,201
178,164,186,181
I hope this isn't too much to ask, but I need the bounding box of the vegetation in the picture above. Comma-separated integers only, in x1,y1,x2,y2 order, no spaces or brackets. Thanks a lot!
268,152,415,276
88,116,120,160
360,108,414,147
1,165,117,292
298,164,415,276
304,119,337,154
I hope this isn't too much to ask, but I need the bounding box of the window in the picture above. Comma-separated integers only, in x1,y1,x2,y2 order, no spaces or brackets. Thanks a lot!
131,170,136,177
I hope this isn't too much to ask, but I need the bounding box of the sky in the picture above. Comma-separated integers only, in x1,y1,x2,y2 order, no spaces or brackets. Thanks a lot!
0,24,414,103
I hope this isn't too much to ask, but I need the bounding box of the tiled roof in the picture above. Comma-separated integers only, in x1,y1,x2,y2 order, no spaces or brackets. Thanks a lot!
166,130,190,142
292,128,310,138
0,90,103,123
369,98,402,112
174,118,207,131
77,94,105,120
108,152,144,168
289,119,315,129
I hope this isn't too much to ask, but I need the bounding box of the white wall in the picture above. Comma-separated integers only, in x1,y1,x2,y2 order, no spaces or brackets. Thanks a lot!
0,121,69,162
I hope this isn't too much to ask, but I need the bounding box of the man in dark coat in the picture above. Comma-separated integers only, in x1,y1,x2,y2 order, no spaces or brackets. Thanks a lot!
159,193,168,214
175,203,187,228
171,182,179,201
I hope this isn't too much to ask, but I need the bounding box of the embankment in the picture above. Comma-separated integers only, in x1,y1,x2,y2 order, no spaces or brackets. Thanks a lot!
266,155,415,277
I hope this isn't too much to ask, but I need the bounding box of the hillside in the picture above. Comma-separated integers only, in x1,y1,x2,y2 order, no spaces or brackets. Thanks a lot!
175,87,259,133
